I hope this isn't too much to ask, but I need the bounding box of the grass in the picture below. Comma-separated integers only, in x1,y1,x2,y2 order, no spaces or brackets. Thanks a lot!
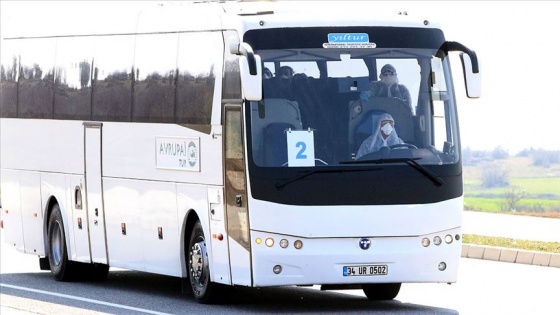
463,156,560,216
463,234,560,254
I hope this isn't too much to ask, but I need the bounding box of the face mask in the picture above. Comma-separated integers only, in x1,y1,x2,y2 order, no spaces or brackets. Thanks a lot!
381,75,397,86
381,122,393,136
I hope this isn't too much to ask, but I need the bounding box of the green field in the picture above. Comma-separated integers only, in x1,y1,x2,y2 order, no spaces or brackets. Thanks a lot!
463,155,560,216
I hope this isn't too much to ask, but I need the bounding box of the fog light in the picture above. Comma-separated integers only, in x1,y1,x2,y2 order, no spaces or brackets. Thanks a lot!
273,265,282,274
445,234,453,244
265,238,274,247
255,238,262,245
279,239,289,248
438,262,447,271
422,238,430,247
434,236,442,246
294,240,303,250
455,234,461,241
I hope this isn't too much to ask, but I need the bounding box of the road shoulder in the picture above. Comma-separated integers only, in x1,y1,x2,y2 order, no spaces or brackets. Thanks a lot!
462,244,560,268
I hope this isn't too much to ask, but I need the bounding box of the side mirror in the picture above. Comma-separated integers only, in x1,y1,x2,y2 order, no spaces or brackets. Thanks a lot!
239,54,263,101
233,42,262,101
460,52,481,98
439,41,481,99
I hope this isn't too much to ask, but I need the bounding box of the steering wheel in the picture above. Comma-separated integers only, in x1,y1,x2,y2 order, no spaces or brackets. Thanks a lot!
389,143,418,150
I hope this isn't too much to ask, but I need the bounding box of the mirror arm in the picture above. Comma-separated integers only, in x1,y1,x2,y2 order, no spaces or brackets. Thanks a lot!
439,41,479,74
232,42,257,75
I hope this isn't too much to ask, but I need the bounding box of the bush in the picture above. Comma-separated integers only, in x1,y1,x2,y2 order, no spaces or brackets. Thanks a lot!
481,162,509,188
532,149,560,167
491,146,509,160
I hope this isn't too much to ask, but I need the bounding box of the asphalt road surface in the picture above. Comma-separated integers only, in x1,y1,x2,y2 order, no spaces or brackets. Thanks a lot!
2,233,559,315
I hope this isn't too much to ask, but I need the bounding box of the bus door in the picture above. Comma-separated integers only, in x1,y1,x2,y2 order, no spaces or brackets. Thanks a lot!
224,105,252,286
83,122,108,264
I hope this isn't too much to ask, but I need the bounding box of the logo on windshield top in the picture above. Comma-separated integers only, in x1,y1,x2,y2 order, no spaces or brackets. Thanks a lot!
323,33,377,49
359,238,371,250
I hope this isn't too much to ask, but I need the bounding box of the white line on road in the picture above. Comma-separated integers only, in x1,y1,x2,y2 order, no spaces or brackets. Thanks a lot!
0,283,172,315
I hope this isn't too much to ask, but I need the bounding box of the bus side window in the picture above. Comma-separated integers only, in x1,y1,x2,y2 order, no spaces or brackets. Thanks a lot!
133,33,177,123
0,41,18,118
175,32,221,127
54,37,93,120
17,38,57,119
92,35,135,122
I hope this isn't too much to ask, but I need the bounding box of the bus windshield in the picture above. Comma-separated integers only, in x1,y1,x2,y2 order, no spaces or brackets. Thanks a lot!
248,47,459,168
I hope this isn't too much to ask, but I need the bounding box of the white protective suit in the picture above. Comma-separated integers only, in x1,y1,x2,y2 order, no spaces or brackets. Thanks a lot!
356,113,404,159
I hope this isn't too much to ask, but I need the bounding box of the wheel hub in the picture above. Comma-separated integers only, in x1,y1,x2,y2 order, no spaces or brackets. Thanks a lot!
190,241,208,284
51,221,63,266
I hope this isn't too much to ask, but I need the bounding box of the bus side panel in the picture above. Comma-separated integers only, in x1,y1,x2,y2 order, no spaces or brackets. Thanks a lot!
0,170,25,252
0,119,84,174
176,184,214,278
66,175,90,263
206,186,231,285
138,181,181,276
228,238,252,286
20,172,44,255
103,178,144,272
104,178,183,276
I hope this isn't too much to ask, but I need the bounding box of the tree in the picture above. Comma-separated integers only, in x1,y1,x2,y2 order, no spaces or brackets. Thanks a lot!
491,146,509,160
503,187,526,212
481,162,509,188
79,60,91,89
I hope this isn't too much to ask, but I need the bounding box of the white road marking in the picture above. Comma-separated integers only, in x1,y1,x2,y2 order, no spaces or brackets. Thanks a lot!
0,283,171,315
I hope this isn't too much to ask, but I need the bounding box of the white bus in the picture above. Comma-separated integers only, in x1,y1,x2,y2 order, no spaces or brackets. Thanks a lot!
0,1,480,303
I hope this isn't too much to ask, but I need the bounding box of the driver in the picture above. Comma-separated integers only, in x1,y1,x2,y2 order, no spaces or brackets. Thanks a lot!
356,113,404,159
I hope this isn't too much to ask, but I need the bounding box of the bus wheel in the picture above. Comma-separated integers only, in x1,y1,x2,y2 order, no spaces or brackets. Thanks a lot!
362,283,401,301
47,204,76,281
188,221,220,304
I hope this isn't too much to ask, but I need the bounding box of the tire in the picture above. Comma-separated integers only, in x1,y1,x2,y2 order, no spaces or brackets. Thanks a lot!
362,283,401,301
188,221,221,304
47,204,77,281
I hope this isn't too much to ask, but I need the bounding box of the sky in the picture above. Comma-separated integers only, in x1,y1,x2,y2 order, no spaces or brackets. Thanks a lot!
1,1,560,154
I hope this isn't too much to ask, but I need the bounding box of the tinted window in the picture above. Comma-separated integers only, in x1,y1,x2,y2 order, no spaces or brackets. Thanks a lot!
0,40,18,118
92,35,135,122
17,38,56,119
54,37,93,120
176,32,220,126
133,33,178,123
2,31,220,129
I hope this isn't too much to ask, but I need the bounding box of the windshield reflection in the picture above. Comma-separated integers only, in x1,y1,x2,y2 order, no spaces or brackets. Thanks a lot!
249,48,459,168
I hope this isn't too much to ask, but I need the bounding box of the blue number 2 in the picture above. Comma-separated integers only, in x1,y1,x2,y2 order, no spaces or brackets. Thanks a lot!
295,141,307,159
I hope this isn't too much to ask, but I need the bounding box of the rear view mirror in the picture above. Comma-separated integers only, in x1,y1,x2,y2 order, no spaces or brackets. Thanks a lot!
233,42,262,101
439,41,481,99
239,54,262,101
460,52,481,98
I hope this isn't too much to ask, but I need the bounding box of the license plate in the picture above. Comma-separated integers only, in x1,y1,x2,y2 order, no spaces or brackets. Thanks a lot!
343,265,388,276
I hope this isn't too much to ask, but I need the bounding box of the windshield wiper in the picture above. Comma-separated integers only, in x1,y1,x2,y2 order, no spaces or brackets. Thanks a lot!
340,157,444,187
275,167,381,190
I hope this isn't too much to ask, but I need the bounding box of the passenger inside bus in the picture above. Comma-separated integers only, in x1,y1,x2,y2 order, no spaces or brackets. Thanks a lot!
359,64,412,111
276,65,294,79
263,67,273,79
355,113,404,159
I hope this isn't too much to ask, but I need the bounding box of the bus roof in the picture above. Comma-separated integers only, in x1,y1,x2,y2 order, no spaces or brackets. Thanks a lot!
3,1,441,39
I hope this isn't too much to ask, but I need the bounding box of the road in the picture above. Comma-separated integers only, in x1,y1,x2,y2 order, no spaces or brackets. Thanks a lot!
462,211,560,242
2,233,559,315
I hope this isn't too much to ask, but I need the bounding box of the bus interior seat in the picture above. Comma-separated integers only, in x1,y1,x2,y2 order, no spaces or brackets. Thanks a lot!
348,98,414,156
251,99,303,166
262,122,295,166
